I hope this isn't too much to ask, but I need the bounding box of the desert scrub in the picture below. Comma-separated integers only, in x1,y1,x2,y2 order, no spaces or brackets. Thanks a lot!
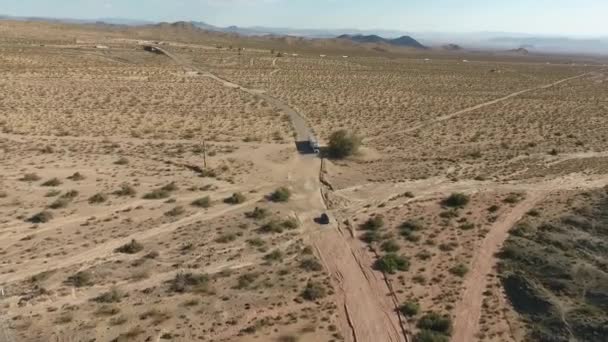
114,157,129,165
442,193,470,208
67,172,85,181
66,271,94,287
27,211,53,223
449,263,469,277
400,300,420,317
191,196,211,208
165,206,185,217
328,129,361,159
49,198,70,209
361,215,384,231
20,173,41,182
169,272,210,293
224,192,246,204
41,178,62,187
245,207,268,220
114,183,136,197
269,187,291,202
374,254,410,274
301,281,326,301
115,239,144,254
300,258,323,272
88,192,108,204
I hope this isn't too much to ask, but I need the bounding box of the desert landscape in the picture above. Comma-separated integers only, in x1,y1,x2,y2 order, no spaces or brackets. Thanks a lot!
1,19,607,342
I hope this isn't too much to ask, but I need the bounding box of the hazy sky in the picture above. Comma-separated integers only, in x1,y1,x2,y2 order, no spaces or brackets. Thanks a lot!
3,0,607,36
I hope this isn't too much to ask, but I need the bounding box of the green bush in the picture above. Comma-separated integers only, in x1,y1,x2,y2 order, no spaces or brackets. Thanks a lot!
417,312,452,335
191,196,211,208
259,221,284,234
300,258,323,272
327,130,361,159
442,193,470,208
301,281,326,301
374,254,410,274
361,215,384,231
115,239,144,254
400,300,420,317
269,187,291,202
381,240,401,252
414,330,450,342
224,192,246,204
449,264,469,277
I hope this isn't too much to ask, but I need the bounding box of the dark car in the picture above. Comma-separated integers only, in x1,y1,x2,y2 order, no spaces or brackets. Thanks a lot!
317,213,330,225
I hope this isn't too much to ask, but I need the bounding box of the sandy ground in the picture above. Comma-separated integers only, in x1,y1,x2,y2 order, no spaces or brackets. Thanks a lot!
1,20,608,342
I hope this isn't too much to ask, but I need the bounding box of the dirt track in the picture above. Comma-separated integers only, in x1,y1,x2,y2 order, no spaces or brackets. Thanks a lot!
367,69,604,143
451,192,545,342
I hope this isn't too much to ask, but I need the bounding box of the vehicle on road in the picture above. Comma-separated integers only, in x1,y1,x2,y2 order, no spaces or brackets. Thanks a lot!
309,135,320,154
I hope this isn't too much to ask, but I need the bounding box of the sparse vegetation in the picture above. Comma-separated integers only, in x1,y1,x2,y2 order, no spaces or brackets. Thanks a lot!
115,239,144,254
224,192,246,204
301,281,326,301
442,193,470,208
374,254,410,274
269,187,291,202
27,211,53,223
88,192,108,204
191,196,211,208
66,271,93,287
327,129,361,159
114,183,136,197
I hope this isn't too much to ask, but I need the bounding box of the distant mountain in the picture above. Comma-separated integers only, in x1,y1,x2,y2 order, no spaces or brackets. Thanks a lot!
337,34,427,49
442,44,463,51
0,14,154,26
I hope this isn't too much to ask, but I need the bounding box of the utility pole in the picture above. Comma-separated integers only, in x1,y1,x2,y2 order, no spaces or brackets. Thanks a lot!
202,139,207,169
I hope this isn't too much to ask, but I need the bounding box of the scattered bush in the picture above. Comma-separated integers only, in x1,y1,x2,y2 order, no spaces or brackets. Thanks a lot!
264,249,284,262
300,258,323,272
61,190,79,199
169,272,210,293
235,273,259,289
191,196,211,208
449,264,469,277
161,182,179,192
327,130,361,159
27,211,53,223
88,193,108,204
282,217,299,229
260,221,284,234
49,198,70,209
301,281,326,301
442,193,470,208
20,173,41,182
400,300,420,317
215,233,237,243
165,206,185,217
93,288,122,303
41,178,62,187
114,157,129,165
67,172,85,181
115,239,144,254
269,187,291,202
143,188,170,199
45,189,61,197
374,254,410,274
224,192,246,204
417,312,452,336
414,329,450,342
381,240,401,252
114,183,136,197
361,215,384,231
245,207,268,220
66,271,93,287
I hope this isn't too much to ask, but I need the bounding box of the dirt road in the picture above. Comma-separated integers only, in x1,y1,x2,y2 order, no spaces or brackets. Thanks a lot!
451,192,545,342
